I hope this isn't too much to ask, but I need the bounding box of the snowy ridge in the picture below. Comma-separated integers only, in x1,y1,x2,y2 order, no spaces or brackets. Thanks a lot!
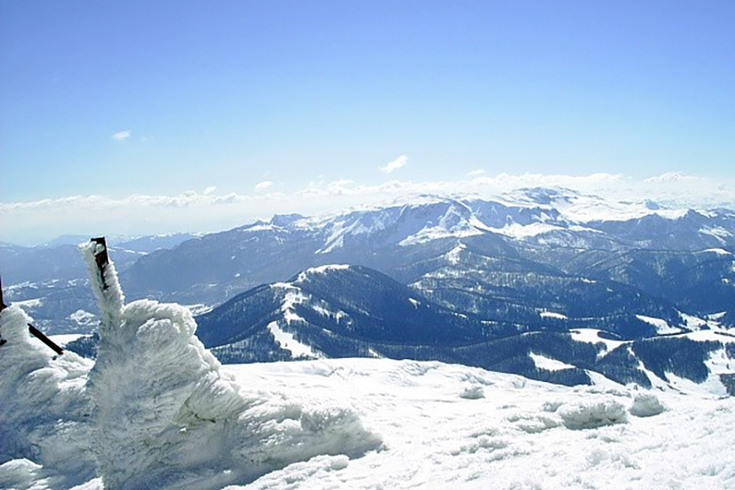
296,264,351,282
245,189,735,265
195,263,735,394
268,281,325,359
503,187,690,223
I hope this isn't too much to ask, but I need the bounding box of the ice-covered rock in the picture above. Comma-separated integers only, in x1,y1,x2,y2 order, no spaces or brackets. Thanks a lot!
459,385,485,399
629,392,667,417
558,397,629,430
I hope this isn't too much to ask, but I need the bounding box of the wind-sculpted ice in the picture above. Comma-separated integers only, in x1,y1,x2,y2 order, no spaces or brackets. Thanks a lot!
0,304,96,488
78,241,381,489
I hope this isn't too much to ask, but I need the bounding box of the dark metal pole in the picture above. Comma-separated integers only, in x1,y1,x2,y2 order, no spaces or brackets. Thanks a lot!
0,275,7,312
0,276,6,346
28,324,64,356
91,236,110,290
0,274,63,355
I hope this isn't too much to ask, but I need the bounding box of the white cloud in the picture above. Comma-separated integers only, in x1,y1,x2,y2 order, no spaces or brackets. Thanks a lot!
1,172,733,246
468,169,486,177
645,172,698,183
380,155,408,173
255,181,274,192
111,130,132,141
470,172,625,189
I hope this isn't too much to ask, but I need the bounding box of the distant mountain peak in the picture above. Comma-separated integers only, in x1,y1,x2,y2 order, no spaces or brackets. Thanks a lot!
270,213,307,227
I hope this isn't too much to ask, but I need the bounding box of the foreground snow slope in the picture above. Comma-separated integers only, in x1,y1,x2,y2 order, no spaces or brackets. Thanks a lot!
2,348,734,489
225,359,735,490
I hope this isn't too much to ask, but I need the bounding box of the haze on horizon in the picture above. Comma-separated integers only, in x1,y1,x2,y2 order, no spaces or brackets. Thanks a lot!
1,1,734,244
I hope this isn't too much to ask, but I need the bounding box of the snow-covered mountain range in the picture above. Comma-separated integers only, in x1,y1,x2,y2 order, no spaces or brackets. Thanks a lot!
191,264,735,394
118,188,735,309
3,188,735,392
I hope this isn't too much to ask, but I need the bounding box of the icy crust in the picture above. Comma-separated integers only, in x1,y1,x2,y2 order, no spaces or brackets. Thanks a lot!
0,305,96,488
76,244,381,489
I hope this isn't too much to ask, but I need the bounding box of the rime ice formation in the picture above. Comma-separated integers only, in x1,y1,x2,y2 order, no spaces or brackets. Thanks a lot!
77,241,381,489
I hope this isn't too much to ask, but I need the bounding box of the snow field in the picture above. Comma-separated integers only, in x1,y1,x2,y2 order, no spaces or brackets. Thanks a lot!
225,359,735,490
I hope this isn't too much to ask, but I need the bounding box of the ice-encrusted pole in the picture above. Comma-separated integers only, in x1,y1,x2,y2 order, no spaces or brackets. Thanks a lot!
80,237,125,334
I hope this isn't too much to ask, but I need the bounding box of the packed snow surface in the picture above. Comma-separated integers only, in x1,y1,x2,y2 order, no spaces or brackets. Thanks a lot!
540,311,568,320
11,298,43,310
68,309,97,327
529,352,576,372
570,328,626,354
703,248,733,256
48,333,86,347
486,222,564,239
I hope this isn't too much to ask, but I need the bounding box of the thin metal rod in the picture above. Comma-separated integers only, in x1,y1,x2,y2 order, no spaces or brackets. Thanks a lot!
0,276,7,346
28,324,64,356
91,237,110,290
0,274,63,355
0,275,7,312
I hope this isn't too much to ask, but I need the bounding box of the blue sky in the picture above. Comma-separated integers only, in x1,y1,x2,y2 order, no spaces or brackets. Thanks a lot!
1,1,734,243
